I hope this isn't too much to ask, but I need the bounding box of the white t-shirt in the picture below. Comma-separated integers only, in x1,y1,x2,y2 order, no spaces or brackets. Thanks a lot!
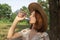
18,28,50,40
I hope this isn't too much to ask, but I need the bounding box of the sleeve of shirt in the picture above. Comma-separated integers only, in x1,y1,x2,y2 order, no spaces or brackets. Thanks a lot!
18,28,30,37
43,32,50,40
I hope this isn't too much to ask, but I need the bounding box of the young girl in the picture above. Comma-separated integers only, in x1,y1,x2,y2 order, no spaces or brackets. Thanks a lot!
7,2,49,40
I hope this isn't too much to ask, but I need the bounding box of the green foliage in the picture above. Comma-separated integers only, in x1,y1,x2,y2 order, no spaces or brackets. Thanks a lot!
37,0,49,14
10,13,17,22
0,4,12,19
0,18,11,24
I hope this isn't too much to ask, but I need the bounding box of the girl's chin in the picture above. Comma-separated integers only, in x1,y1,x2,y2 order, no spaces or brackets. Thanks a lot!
29,22,35,24
29,21,36,24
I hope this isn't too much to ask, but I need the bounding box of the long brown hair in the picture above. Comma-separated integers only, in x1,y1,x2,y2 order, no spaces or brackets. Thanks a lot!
30,10,48,32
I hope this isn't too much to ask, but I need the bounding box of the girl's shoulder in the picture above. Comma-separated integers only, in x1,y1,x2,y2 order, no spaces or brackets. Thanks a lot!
42,32,48,36
18,28,30,36
31,32,49,40
20,28,30,33
37,32,48,37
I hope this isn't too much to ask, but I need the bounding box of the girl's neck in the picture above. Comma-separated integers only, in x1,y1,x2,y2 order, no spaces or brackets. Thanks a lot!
31,24,37,32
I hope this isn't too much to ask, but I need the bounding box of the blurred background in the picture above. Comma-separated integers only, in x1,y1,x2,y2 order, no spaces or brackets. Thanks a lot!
0,0,60,40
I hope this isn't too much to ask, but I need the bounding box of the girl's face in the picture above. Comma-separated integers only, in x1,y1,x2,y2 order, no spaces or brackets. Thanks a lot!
29,11,36,24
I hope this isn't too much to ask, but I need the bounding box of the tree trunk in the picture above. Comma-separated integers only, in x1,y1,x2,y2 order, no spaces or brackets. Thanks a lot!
49,0,60,40
57,0,60,39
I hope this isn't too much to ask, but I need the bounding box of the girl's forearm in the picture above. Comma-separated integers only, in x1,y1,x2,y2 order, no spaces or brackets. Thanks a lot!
7,19,19,38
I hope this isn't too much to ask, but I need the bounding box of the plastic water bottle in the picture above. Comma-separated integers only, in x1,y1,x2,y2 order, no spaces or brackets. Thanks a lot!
25,17,30,21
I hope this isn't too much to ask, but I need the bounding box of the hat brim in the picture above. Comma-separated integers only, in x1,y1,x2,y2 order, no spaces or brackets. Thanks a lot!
28,3,42,13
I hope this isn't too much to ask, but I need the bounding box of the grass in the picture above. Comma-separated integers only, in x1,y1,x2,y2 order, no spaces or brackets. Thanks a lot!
0,22,30,40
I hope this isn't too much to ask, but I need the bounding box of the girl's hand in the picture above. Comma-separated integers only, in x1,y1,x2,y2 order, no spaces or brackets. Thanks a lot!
14,12,26,22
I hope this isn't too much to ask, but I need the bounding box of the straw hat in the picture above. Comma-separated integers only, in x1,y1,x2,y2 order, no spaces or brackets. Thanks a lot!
28,2,48,30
